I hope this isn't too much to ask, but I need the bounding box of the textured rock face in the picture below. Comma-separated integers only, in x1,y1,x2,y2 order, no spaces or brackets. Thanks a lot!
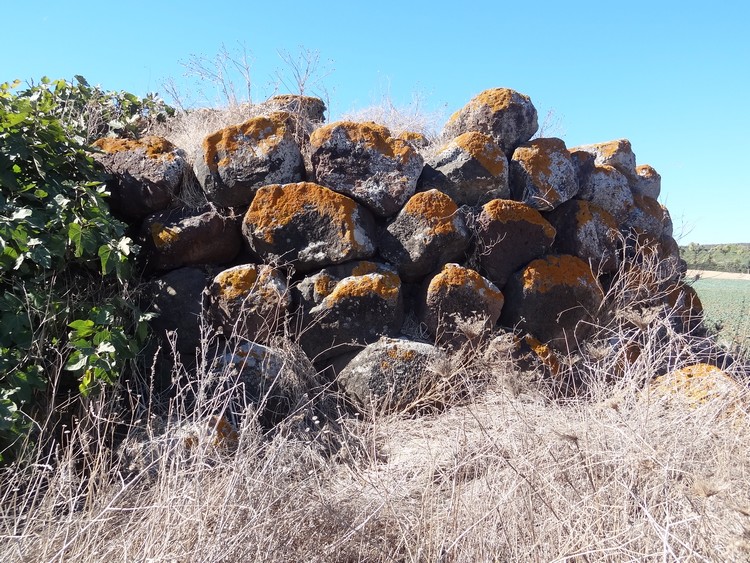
421,263,504,347
242,182,376,273
378,190,470,281
623,194,665,238
545,199,620,273
576,164,634,224
337,337,443,413
474,199,556,288
634,164,661,199
443,88,538,155
293,261,404,361
419,131,510,205
310,121,424,217
510,137,579,211
263,94,326,123
141,206,242,271
195,112,305,207
646,364,745,413
571,139,637,182
92,136,187,220
500,255,604,351
207,264,290,341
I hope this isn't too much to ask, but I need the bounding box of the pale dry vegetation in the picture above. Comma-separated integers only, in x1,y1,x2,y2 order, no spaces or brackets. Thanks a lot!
2,244,750,563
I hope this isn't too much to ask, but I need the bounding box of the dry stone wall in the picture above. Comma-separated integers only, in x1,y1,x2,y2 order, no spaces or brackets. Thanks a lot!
93,87,699,413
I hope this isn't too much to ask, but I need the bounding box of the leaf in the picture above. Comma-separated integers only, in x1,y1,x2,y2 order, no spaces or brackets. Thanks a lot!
68,319,95,337
98,244,111,274
10,209,32,221
64,351,88,372
68,222,82,256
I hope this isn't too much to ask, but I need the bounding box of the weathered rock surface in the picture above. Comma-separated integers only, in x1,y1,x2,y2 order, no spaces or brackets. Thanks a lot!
623,194,665,238
500,255,604,351
378,190,469,281
293,261,404,361
645,363,745,413
442,88,538,155
418,131,509,205
571,139,637,182
337,337,444,413
207,264,291,341
141,206,242,271
263,94,326,123
474,199,556,288
421,263,504,347
634,164,661,199
195,112,305,207
310,121,424,217
92,136,187,220
510,137,579,211
545,199,620,273
576,164,634,224
242,182,376,273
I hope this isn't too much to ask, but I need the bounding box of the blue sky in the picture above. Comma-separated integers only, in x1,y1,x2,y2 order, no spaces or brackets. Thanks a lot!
3,0,748,244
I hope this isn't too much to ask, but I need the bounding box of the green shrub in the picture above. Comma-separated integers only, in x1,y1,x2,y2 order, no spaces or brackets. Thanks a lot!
0,77,165,462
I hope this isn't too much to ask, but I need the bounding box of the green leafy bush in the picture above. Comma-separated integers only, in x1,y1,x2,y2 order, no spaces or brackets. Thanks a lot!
0,78,163,462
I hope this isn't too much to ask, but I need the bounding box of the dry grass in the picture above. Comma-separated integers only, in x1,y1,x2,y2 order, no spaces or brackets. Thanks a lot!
2,248,750,562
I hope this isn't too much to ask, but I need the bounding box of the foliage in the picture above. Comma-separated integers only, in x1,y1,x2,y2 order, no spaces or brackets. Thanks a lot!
680,242,750,273
690,277,750,353
0,77,156,462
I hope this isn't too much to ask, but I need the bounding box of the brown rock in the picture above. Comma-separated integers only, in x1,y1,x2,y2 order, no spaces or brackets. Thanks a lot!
310,121,424,217
500,255,604,351
418,131,510,205
92,136,187,220
510,137,579,211
207,264,291,341
442,88,538,155
474,199,556,288
421,263,504,347
242,182,376,273
195,112,305,207
378,190,470,281
263,94,326,123
141,206,241,271
545,199,620,273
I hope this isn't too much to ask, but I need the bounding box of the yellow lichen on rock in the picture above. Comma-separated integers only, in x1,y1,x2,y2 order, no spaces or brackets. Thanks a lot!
150,222,181,248
482,199,556,239
647,364,746,413
351,261,379,276
453,132,506,177
522,255,601,295
431,264,504,306
93,136,177,160
203,112,290,171
403,190,460,237
325,271,401,304
524,335,561,376
310,121,416,164
214,266,260,300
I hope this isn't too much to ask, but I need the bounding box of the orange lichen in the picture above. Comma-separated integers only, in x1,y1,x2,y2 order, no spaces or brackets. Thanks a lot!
203,112,289,171
386,346,416,362
522,255,602,295
524,335,561,376
326,271,401,303
649,364,743,410
454,131,506,176
403,190,459,236
215,266,259,300
472,88,515,112
430,264,504,306
398,131,427,144
313,273,337,298
633,194,663,219
636,164,659,179
93,136,177,160
351,261,379,276
482,199,556,239
309,121,416,164
209,415,239,448
245,182,363,247
150,222,180,248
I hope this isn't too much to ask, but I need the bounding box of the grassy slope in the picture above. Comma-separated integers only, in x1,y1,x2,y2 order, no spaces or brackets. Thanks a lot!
680,243,750,274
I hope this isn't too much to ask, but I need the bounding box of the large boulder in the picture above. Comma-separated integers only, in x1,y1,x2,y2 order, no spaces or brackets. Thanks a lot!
575,164,634,224
500,255,604,351
644,364,745,414
418,131,510,205
195,112,305,207
206,264,291,341
141,206,242,271
293,261,404,362
442,88,538,156
510,137,579,211
242,182,376,273
378,189,470,281
623,194,665,238
473,199,556,288
337,337,444,414
420,263,504,347
545,199,620,273
634,164,661,199
310,121,424,217
263,94,326,123
92,136,188,220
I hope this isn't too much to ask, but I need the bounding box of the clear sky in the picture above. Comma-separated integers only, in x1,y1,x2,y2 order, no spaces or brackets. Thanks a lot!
3,0,748,244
